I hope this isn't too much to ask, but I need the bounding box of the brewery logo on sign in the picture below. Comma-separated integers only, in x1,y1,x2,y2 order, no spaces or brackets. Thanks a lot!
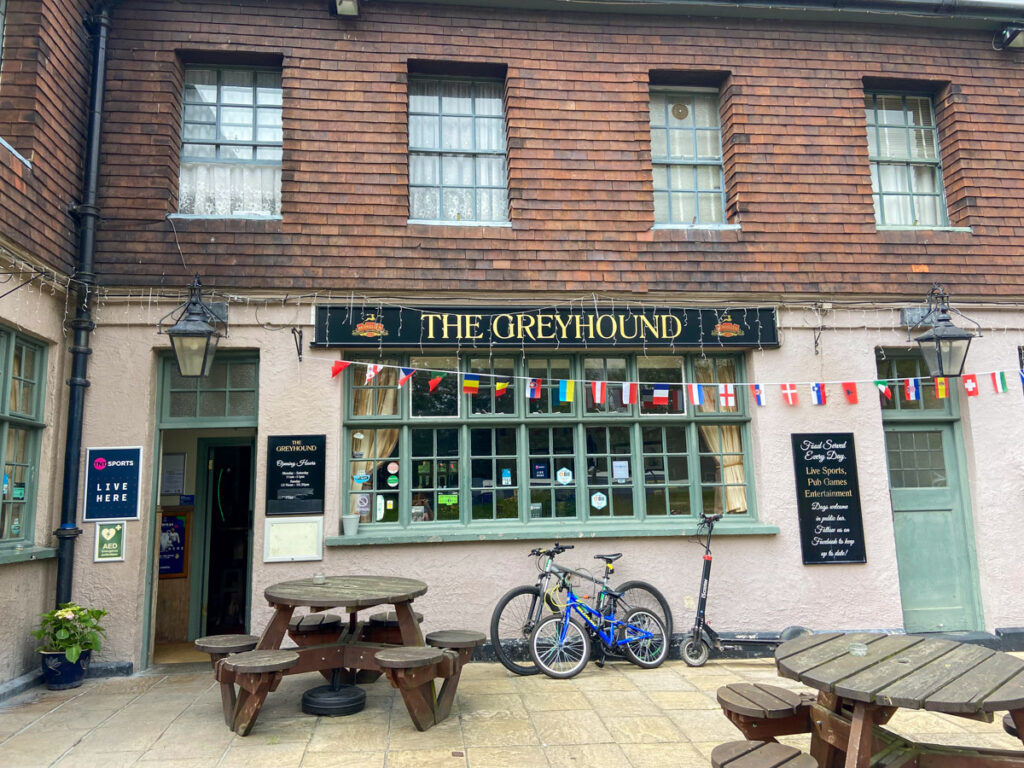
353,314,388,338
712,314,742,338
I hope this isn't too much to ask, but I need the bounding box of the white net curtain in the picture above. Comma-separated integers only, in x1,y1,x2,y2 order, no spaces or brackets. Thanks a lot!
179,163,281,217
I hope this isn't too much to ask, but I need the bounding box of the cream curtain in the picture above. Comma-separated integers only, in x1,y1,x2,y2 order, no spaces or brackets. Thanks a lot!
349,367,400,517
694,362,748,514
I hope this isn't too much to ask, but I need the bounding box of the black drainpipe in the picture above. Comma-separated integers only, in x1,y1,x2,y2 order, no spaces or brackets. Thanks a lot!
57,3,112,606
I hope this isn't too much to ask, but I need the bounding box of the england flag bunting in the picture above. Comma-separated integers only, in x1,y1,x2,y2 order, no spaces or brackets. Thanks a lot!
781,383,799,406
687,383,704,406
811,383,826,406
718,383,736,408
365,363,383,383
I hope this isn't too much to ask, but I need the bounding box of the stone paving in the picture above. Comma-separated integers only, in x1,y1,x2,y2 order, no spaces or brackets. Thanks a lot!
0,657,1021,767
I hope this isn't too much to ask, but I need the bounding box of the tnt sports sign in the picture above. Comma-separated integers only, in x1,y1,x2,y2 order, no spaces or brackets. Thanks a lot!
84,447,142,521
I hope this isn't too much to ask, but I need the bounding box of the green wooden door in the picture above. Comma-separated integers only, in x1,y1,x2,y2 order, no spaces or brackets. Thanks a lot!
883,423,981,632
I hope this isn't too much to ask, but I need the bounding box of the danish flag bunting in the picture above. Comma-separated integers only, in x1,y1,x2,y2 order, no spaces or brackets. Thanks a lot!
962,374,979,397
331,360,351,378
811,383,827,406
718,383,736,408
364,363,383,384
652,384,670,405
397,367,415,386
591,381,607,404
750,384,766,406
781,383,799,406
992,371,1008,393
904,378,921,401
687,383,705,406
841,382,858,404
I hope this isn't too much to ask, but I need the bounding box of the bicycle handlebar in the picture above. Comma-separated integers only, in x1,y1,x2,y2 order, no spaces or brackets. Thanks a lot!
528,542,575,558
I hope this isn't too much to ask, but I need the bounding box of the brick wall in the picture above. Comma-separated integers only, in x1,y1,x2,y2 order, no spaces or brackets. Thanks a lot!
92,0,1024,298
0,0,93,274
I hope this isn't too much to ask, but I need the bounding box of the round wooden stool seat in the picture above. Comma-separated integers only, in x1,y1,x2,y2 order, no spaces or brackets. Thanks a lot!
374,646,444,669
717,683,812,719
712,740,817,768
426,630,486,649
194,634,259,655
368,610,424,626
288,613,342,633
223,649,300,674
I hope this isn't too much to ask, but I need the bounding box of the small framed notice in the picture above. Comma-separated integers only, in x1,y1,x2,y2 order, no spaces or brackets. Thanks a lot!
159,507,190,578
263,515,324,562
94,521,126,562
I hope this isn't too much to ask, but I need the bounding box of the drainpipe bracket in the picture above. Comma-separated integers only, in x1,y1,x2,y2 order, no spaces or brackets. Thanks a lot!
54,526,83,539
65,377,91,388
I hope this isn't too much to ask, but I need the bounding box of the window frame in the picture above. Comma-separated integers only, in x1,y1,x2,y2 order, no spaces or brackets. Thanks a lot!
407,74,510,225
0,328,47,550
649,86,727,228
341,353,756,536
864,91,950,229
157,353,260,428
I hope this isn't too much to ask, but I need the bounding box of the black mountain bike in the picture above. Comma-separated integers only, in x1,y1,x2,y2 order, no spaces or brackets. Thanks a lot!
490,543,673,675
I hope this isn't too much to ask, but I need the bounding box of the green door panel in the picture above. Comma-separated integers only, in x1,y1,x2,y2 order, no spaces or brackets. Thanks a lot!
884,425,981,633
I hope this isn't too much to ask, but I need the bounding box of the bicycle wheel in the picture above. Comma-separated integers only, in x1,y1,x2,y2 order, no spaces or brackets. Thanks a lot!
529,615,591,679
614,580,673,637
621,608,669,669
681,634,710,667
490,585,545,675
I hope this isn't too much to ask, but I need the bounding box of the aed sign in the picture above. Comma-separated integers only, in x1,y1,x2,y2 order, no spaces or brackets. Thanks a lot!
84,447,142,521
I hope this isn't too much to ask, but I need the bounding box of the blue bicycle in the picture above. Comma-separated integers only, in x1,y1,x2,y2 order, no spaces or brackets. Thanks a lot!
528,564,669,678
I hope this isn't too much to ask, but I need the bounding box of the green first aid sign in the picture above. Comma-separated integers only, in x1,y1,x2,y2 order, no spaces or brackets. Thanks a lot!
94,521,126,562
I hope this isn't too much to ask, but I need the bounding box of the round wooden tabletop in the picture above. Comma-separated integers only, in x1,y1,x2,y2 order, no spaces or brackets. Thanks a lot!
264,575,428,609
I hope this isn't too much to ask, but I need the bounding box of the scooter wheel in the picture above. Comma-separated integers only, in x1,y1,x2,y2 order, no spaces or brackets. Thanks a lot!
681,636,710,667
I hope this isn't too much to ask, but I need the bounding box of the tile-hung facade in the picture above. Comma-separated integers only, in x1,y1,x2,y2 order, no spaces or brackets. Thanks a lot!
2,0,1024,685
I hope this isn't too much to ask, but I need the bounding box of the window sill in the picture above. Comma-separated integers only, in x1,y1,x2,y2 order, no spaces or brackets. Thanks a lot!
875,226,972,233
0,546,57,566
326,520,778,547
407,219,511,227
168,214,282,221
652,224,740,231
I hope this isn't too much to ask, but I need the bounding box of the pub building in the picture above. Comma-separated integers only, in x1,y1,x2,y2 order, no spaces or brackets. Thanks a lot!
1,0,1023,688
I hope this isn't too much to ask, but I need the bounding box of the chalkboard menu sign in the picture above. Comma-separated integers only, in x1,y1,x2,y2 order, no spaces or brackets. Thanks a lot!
266,435,326,515
791,433,866,565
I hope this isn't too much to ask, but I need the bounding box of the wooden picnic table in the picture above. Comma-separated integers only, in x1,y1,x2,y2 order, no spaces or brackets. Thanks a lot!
775,631,1024,768
211,575,480,736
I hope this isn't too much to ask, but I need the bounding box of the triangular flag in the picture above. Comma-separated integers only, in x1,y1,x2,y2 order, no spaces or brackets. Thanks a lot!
365,363,383,383
591,381,607,404
398,367,415,386
428,372,446,392
687,383,704,406
904,378,920,401
842,382,858,404
463,374,480,394
622,382,639,405
934,377,949,399
781,383,798,406
874,380,892,400
558,380,575,403
750,384,766,406
811,383,826,406
992,371,1008,393
962,374,979,397
652,383,669,405
495,380,509,397
331,360,351,378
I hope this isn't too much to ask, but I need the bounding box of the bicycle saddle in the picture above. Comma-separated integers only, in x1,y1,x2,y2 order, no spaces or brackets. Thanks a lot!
594,553,622,563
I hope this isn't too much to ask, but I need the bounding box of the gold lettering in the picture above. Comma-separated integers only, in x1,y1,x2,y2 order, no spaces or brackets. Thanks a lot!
535,314,555,340
638,315,659,339
422,313,441,339
465,315,483,339
492,314,515,340
575,314,596,339
660,315,683,338
518,314,537,341
553,314,573,338
617,315,639,340
439,314,461,339
595,314,617,339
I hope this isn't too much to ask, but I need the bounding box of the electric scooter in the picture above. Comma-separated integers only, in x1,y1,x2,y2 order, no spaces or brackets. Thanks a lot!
681,512,811,667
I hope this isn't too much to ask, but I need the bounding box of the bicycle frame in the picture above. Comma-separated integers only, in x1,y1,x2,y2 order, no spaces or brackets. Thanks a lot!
552,581,654,650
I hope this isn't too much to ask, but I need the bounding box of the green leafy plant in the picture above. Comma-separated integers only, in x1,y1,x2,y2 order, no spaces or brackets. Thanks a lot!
32,602,107,663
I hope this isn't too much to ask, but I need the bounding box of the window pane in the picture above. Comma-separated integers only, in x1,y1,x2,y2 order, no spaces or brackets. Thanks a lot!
410,357,458,417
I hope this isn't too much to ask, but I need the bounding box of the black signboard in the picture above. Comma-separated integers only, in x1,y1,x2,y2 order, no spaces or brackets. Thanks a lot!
83,446,142,521
791,433,866,565
266,435,326,515
312,305,779,349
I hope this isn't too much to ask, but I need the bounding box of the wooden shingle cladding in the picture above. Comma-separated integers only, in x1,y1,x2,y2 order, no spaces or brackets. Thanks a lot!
0,0,93,274
92,0,1024,299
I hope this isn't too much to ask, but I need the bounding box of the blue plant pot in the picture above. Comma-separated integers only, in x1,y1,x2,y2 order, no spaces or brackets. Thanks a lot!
39,650,91,690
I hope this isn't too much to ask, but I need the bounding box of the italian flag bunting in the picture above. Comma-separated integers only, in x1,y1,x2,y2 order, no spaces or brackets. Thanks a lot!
874,380,892,400
992,371,1008,393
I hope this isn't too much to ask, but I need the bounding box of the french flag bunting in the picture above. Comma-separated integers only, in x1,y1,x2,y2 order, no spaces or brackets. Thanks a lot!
331,360,351,378
750,384,766,407
365,363,383,384
718,383,736,408
527,378,542,400
904,378,921,401
781,383,798,406
623,382,639,405
397,367,415,386
652,384,669,405
811,383,826,406
591,381,607,404
687,383,705,406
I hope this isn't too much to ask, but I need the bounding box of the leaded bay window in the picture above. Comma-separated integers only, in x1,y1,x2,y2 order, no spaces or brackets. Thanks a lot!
343,353,752,531
865,92,947,227
650,89,726,226
0,330,46,546
408,76,508,224
180,66,283,216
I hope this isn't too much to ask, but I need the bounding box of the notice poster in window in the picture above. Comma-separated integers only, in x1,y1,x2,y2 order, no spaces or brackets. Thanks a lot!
612,460,630,482
159,509,189,578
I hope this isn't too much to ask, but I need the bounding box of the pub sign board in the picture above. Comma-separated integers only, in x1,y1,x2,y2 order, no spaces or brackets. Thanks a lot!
266,435,326,515
790,433,867,565
312,305,779,349
83,447,142,521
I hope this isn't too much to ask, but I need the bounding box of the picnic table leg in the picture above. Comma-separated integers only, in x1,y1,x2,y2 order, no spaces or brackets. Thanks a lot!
1012,709,1024,745
811,693,846,768
434,649,464,723
845,701,876,768
257,605,295,650
212,657,236,726
232,671,283,736
390,674,438,731
394,601,426,646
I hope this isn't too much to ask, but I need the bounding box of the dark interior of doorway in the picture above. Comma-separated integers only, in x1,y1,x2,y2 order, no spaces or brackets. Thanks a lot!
205,444,252,636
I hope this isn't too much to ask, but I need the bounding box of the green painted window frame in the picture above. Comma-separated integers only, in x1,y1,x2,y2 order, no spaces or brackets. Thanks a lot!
875,349,956,421
0,328,47,549
649,87,726,227
158,353,259,428
340,353,756,538
865,92,949,228
407,75,509,224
